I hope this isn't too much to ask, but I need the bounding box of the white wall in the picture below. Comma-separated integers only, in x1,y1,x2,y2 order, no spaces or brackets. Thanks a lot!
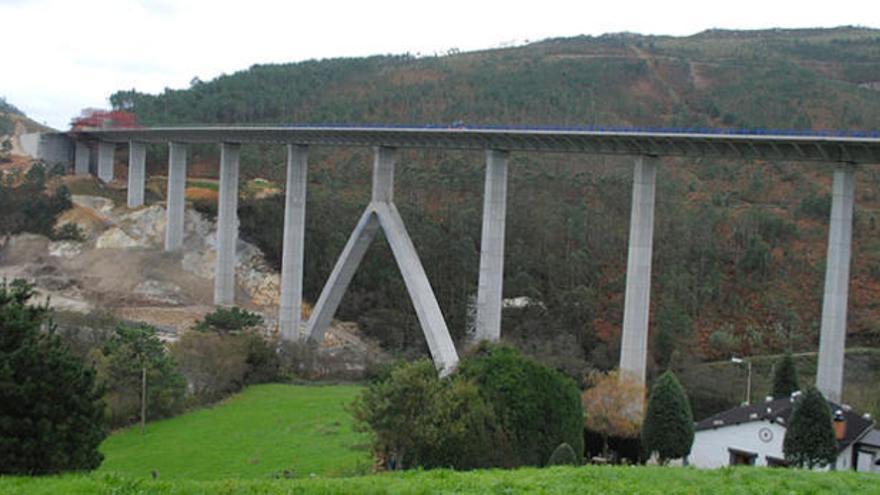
691,421,788,468
692,421,867,471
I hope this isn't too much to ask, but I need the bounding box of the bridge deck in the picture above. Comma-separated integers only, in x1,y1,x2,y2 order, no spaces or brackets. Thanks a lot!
71,125,880,164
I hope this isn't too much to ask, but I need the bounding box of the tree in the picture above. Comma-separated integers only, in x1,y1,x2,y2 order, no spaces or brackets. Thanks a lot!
772,351,800,399
783,388,838,469
460,343,584,466
582,370,644,458
94,324,185,430
0,279,105,474
641,370,694,464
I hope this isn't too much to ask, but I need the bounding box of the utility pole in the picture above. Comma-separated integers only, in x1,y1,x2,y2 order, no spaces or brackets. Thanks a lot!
731,357,752,405
140,365,147,436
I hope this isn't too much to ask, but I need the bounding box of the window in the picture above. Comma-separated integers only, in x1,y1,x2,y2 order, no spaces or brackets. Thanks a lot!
728,448,757,466
766,456,789,468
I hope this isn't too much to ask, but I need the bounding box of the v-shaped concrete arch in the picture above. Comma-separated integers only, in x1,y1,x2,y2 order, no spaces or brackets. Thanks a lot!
304,146,460,374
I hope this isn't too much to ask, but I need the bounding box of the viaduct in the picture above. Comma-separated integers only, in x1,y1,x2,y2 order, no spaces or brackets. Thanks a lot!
27,125,880,404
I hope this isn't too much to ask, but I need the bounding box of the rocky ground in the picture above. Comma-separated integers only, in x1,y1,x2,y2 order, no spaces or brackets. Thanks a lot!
0,188,380,372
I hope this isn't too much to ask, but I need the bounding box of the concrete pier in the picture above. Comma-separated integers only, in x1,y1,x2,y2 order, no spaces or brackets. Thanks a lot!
164,142,187,251
97,142,115,182
619,155,658,392
214,143,241,306
306,146,459,373
74,142,90,176
306,209,381,342
279,144,308,340
127,141,146,208
816,165,856,403
474,149,509,341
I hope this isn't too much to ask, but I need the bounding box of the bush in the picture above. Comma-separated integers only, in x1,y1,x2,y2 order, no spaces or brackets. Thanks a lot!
783,388,837,469
194,307,263,334
353,345,584,471
170,332,250,402
351,359,500,470
0,279,105,474
547,443,579,466
641,371,694,464
0,168,72,237
170,331,278,404
460,344,585,467
51,222,85,242
94,324,186,428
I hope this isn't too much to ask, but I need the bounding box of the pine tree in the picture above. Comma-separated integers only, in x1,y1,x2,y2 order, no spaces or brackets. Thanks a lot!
641,370,694,464
0,280,106,474
772,351,800,399
783,387,838,469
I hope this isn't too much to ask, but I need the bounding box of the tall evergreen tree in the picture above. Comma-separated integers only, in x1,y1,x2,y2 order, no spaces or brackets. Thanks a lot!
783,387,838,469
0,280,106,474
772,351,800,399
641,370,694,464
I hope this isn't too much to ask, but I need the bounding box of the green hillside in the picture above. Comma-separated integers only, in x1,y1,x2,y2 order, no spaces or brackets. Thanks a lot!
3,465,878,494
96,384,368,480
108,28,880,392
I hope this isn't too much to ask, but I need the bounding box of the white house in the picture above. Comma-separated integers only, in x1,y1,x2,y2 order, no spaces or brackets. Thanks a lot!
688,395,878,472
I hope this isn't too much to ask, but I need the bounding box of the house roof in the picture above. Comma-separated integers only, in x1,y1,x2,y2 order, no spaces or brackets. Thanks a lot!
695,396,875,453
859,429,880,449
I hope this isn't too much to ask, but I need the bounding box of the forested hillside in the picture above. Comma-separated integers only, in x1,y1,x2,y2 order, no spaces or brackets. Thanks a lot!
109,28,880,387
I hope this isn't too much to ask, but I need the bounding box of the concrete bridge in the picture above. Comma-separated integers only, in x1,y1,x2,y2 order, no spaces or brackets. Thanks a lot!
32,125,880,404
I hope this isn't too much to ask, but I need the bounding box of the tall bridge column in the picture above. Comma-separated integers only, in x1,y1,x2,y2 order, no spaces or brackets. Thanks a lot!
305,146,459,373
474,149,509,341
127,141,146,208
279,144,308,340
74,142,90,176
816,164,856,403
164,142,187,251
214,143,241,306
97,142,115,182
619,155,658,396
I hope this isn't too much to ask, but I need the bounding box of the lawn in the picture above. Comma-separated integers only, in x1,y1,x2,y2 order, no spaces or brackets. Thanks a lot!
1,465,877,494
95,383,369,480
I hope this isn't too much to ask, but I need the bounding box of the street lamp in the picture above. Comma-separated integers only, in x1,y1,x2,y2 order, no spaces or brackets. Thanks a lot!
731,357,752,405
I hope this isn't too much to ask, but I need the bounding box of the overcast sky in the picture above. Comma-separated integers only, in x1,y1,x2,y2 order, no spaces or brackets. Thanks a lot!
2,0,877,129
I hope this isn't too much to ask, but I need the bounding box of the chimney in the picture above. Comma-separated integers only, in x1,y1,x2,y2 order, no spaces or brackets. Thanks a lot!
833,410,846,441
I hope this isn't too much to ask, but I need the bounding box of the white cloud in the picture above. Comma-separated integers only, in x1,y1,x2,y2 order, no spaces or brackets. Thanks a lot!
1,0,877,128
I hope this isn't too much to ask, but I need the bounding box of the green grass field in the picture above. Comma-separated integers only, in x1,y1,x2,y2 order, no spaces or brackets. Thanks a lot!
2,465,878,494
2,383,878,493
95,384,369,480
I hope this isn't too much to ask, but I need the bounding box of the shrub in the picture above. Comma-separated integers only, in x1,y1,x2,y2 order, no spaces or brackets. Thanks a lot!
460,344,585,466
547,443,578,466
170,332,249,402
51,222,85,242
170,331,278,404
351,359,500,470
0,169,71,237
772,351,800,399
582,370,643,458
783,387,837,469
0,279,105,474
94,324,186,428
194,307,263,334
641,371,694,464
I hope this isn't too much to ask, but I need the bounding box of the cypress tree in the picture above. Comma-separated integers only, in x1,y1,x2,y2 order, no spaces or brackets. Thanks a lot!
772,351,800,399
641,370,694,464
0,280,106,474
783,387,838,469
